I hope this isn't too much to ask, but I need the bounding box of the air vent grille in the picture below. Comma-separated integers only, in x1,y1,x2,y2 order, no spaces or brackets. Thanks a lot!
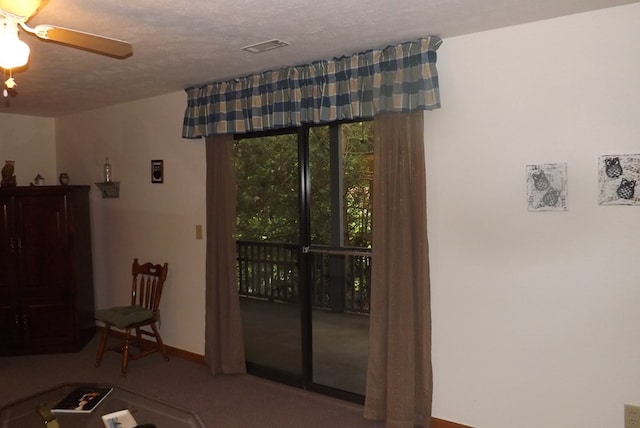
241,39,289,54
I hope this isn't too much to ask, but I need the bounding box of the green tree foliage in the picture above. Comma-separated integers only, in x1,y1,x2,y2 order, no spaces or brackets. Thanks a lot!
342,122,373,248
235,133,299,243
235,122,373,248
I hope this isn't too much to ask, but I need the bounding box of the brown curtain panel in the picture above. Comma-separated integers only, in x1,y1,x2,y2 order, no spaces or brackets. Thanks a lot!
204,135,246,374
364,111,432,427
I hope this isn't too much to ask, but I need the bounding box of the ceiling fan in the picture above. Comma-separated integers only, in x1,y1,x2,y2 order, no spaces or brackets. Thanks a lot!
0,0,132,92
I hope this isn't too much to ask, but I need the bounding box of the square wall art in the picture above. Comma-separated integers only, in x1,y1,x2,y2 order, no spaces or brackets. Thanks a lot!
598,154,639,205
526,163,568,212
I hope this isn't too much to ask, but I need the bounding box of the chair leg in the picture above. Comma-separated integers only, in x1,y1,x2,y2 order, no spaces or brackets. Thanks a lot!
135,327,143,349
150,323,170,361
95,324,111,367
121,328,132,378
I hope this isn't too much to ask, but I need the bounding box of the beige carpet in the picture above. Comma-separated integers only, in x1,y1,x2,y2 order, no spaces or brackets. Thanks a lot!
0,334,381,427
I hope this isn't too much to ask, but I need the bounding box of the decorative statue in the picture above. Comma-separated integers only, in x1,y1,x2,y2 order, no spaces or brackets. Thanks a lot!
1,160,16,187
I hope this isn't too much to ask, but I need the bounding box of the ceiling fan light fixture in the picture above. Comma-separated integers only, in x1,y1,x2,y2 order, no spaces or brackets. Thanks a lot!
0,37,29,68
0,22,29,69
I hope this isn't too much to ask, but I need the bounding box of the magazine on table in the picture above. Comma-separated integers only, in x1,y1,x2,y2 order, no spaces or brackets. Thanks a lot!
51,386,113,413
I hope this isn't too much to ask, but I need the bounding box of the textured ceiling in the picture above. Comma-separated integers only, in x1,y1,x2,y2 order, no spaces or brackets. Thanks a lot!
0,0,638,117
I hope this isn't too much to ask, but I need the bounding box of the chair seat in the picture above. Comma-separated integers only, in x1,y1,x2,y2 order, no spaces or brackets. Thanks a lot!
95,305,153,329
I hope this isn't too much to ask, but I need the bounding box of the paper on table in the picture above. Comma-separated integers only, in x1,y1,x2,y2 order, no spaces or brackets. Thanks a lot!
101,409,138,428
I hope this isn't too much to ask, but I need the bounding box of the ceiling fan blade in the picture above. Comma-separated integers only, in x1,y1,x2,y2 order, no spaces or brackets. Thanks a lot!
34,25,132,59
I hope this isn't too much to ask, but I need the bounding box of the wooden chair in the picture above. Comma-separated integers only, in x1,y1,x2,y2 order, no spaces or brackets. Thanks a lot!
94,259,170,377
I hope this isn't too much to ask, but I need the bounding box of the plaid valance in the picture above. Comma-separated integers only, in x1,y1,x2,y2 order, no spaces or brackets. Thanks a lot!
182,36,442,138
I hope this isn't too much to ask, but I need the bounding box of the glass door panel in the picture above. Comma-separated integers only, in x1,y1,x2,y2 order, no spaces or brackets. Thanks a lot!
235,132,302,381
307,123,373,395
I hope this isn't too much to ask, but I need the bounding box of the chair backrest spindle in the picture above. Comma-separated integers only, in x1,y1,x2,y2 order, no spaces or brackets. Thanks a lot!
129,258,169,312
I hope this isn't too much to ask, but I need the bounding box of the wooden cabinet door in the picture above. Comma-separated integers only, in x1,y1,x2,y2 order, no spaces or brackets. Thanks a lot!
21,296,75,348
0,186,94,354
0,299,19,353
0,195,18,290
15,194,70,290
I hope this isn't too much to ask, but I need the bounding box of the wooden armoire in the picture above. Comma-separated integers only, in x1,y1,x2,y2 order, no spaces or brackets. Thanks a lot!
0,185,95,355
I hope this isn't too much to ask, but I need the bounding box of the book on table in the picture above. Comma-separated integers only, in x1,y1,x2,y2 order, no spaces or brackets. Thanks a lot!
51,386,113,413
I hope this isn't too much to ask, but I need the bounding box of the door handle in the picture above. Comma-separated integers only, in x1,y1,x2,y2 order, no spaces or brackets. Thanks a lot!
303,246,373,257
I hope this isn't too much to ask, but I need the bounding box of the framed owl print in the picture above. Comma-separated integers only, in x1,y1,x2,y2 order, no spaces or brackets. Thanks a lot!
526,163,568,212
598,154,640,205
151,159,164,184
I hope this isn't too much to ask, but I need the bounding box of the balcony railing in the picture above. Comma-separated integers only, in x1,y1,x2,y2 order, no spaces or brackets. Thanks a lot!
236,240,370,315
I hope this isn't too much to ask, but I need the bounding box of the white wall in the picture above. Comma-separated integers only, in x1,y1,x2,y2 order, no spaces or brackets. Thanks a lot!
55,91,207,354
427,4,640,427
3,3,638,425
0,113,55,185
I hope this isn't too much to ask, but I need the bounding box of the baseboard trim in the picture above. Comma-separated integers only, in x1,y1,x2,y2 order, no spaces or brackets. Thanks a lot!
94,326,206,365
432,417,473,428
164,341,206,364
95,327,470,427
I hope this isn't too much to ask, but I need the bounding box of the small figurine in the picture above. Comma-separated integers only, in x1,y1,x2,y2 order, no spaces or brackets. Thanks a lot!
59,173,70,185
1,160,16,187
33,174,44,186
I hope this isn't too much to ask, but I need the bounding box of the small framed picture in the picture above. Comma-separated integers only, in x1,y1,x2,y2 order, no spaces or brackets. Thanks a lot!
526,163,568,212
151,160,163,183
598,154,640,205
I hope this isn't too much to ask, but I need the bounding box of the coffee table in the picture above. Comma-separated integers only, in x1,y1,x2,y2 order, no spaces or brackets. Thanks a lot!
0,383,206,427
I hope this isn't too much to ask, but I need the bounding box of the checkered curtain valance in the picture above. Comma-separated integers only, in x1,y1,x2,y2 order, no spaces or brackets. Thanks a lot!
182,37,442,138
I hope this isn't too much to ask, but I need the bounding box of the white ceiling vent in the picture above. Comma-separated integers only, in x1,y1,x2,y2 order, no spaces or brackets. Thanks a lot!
241,39,289,54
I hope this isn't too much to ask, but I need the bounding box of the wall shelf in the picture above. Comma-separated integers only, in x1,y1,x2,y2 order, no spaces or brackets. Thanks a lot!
95,182,120,198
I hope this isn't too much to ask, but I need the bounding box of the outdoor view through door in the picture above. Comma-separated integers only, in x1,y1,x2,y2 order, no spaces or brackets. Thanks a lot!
235,121,373,400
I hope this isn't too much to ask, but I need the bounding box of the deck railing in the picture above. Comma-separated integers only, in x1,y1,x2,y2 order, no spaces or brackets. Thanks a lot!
236,240,370,315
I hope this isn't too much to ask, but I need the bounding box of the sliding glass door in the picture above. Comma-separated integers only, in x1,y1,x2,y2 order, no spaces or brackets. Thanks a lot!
235,122,372,400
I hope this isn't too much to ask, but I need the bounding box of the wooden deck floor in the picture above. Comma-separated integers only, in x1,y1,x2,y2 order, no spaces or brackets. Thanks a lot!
240,297,369,395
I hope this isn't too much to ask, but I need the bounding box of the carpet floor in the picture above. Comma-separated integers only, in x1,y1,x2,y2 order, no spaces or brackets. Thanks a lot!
0,334,381,427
